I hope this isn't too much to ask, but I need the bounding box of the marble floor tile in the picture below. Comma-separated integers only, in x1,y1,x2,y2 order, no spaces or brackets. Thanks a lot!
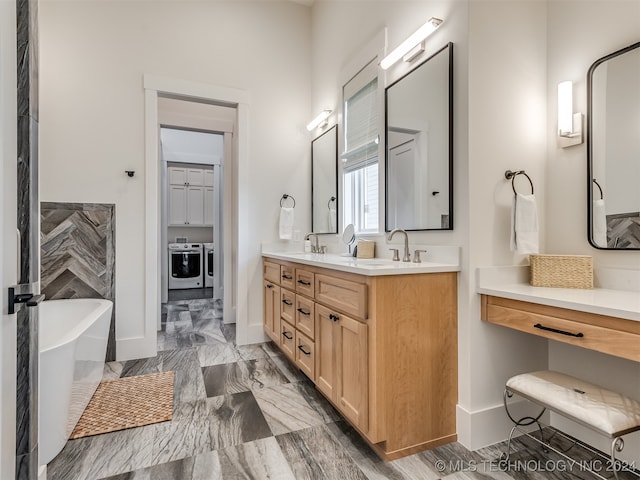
100,451,221,480
295,380,341,423
235,343,270,361
206,391,273,451
267,352,308,383
217,436,296,480
48,425,156,480
253,382,327,435
161,349,207,404
196,343,241,367
260,341,282,358
103,361,124,380
325,420,440,480
276,424,368,480
202,362,252,397
202,357,289,397
220,323,236,344
120,355,163,378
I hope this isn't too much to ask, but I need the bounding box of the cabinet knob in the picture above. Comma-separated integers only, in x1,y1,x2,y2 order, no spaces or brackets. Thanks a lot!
329,313,339,322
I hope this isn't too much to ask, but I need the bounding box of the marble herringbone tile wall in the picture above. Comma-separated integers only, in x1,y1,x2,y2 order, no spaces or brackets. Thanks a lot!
40,202,116,360
607,213,640,248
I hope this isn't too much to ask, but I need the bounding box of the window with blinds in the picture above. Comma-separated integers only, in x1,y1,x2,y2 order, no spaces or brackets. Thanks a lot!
342,59,379,233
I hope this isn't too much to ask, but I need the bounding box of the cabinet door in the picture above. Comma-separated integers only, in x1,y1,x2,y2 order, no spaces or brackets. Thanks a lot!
336,314,368,431
204,187,214,226
187,168,205,186
280,320,296,361
315,304,337,400
186,186,205,225
168,167,187,186
168,185,187,225
263,281,281,343
204,169,214,187
280,289,295,325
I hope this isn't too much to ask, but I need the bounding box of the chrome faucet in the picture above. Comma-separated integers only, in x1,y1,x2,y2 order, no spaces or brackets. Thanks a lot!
387,228,410,262
304,232,321,253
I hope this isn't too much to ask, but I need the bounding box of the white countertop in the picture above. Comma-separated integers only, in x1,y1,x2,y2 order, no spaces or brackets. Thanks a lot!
477,266,640,322
262,251,461,276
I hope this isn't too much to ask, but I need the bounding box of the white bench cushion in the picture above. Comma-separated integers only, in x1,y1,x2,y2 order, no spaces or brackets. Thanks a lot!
506,370,640,437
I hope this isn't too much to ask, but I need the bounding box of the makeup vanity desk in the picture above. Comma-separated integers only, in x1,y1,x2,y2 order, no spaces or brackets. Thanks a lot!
478,270,640,362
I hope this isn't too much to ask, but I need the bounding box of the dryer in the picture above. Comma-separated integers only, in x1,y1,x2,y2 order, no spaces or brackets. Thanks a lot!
203,243,214,288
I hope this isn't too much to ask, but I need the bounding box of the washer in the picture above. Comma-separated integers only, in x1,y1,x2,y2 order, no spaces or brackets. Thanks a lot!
203,243,214,288
168,243,203,289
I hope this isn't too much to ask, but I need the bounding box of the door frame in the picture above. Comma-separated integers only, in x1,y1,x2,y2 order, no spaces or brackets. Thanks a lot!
144,75,249,355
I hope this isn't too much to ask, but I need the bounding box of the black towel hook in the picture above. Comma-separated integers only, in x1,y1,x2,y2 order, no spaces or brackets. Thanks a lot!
280,194,296,208
327,196,336,209
505,170,534,195
592,179,604,200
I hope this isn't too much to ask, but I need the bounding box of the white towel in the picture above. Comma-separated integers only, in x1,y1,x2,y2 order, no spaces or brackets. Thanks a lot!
328,206,337,232
592,199,608,247
279,207,294,240
510,193,539,255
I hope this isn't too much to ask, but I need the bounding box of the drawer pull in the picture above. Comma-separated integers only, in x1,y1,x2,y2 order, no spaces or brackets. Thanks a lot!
282,274,293,280
297,279,311,286
298,345,311,356
329,313,340,322
282,299,293,306
534,323,584,338
282,331,293,340
266,284,273,289
297,308,310,316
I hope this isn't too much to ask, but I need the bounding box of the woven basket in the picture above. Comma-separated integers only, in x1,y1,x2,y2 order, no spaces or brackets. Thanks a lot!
356,240,375,259
529,254,593,289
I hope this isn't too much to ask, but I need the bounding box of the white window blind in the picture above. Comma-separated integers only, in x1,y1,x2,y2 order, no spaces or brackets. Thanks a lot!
342,59,379,233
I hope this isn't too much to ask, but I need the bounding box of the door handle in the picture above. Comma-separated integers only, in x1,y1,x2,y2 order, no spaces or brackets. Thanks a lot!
7,285,44,315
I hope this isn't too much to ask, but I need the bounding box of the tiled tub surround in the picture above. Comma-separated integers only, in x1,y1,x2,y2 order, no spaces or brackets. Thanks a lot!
41,202,116,360
262,250,460,460
47,298,640,480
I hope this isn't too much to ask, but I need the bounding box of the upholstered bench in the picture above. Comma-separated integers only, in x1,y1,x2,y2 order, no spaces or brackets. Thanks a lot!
503,370,640,480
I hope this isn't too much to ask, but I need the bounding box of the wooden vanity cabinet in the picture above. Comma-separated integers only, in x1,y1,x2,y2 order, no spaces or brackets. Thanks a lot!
263,257,458,461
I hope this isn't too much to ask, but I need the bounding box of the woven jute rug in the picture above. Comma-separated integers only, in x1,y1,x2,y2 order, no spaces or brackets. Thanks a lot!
70,371,175,439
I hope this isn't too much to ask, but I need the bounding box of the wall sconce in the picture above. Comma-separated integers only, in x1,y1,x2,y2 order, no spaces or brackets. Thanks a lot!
380,17,443,70
557,80,583,148
306,110,332,131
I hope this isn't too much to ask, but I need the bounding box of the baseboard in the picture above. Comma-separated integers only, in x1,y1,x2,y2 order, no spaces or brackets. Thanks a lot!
456,400,549,451
116,335,157,362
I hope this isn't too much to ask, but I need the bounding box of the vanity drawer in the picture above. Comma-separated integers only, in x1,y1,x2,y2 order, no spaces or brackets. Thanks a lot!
280,265,296,290
482,296,640,362
295,295,315,340
280,289,295,324
280,320,296,361
264,260,281,284
295,331,315,380
295,269,315,297
315,273,367,319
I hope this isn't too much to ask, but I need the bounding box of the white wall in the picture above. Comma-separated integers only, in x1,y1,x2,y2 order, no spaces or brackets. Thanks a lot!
465,0,550,449
0,0,18,476
545,0,640,464
39,1,312,357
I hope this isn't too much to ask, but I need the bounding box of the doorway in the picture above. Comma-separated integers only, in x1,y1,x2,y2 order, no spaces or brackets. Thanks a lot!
144,75,250,353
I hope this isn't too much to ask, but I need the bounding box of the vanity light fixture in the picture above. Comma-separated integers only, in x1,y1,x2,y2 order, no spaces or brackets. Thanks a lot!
306,110,332,131
557,80,583,148
380,17,443,70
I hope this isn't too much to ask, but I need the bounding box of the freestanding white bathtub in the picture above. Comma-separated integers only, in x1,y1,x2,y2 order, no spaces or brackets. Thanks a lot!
38,298,113,465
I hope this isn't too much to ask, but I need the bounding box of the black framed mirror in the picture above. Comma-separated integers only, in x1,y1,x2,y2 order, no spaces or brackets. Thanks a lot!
311,125,338,234
587,41,640,250
385,42,453,232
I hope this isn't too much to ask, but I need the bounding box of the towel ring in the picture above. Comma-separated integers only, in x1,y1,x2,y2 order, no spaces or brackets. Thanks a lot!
280,194,296,208
592,179,604,200
505,170,534,195
327,196,336,209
